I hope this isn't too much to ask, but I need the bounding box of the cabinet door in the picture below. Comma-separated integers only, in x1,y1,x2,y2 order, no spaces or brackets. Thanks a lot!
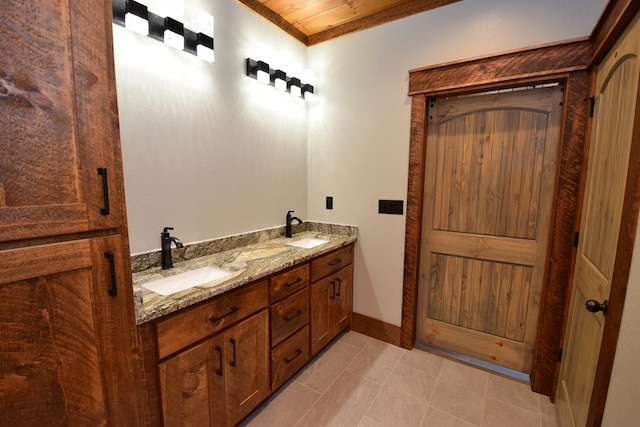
159,337,226,427
224,310,270,426
310,276,333,356
333,264,353,332
0,0,124,242
310,265,354,356
0,237,140,426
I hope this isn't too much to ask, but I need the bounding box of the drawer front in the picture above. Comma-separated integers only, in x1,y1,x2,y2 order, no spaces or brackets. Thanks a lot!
270,325,309,390
269,263,309,303
310,244,354,282
156,280,268,359
270,288,309,347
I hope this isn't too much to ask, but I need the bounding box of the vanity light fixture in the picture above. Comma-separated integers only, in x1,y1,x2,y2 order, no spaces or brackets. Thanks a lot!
246,58,316,101
124,0,149,36
112,0,214,62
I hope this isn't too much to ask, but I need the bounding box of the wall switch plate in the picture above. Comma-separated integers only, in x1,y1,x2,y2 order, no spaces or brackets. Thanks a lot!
326,196,333,209
378,199,403,215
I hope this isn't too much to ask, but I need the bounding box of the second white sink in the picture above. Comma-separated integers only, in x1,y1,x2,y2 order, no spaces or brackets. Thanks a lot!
287,237,329,249
141,266,232,296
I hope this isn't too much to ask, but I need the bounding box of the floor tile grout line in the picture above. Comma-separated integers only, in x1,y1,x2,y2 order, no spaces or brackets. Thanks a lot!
293,337,368,427
356,347,406,426
480,366,489,427
417,353,444,427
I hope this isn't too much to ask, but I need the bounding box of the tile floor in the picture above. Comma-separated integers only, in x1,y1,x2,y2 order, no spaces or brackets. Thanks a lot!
242,331,558,427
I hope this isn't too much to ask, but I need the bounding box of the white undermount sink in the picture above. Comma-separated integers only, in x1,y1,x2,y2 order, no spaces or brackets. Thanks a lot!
287,237,329,249
141,266,232,296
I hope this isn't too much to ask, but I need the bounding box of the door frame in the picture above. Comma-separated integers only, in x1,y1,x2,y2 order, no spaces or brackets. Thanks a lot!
402,39,592,398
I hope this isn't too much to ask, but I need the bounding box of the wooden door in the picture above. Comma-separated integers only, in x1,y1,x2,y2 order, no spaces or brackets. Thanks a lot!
159,337,226,427
224,310,270,426
555,14,640,427
0,0,123,242
416,85,563,372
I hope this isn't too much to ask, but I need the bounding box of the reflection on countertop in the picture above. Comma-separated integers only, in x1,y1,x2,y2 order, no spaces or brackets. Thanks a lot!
132,222,357,325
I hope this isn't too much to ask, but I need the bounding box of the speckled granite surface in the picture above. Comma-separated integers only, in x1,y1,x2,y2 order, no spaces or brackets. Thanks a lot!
132,222,357,325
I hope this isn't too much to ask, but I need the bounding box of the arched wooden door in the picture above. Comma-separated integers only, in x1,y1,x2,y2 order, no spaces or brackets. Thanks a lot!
416,85,563,373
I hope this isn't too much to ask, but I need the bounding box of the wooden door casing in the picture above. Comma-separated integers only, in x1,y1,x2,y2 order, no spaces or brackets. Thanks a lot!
556,13,640,426
417,86,563,373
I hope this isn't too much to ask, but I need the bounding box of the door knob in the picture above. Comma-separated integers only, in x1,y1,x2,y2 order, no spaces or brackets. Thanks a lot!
585,299,608,315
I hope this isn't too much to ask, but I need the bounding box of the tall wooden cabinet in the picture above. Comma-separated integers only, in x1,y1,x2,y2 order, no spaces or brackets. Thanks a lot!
1,1,142,425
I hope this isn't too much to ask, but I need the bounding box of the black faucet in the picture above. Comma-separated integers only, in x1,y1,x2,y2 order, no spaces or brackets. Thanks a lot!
161,227,184,269
285,210,303,238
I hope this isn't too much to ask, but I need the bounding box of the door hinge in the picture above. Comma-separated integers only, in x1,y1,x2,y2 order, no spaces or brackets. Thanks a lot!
573,231,580,247
558,348,563,362
588,96,595,117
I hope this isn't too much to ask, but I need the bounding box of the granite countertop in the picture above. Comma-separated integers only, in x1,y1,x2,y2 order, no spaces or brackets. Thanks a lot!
132,223,357,325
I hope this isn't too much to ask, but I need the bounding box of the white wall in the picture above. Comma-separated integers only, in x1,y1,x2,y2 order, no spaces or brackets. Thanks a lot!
306,0,603,326
113,0,308,254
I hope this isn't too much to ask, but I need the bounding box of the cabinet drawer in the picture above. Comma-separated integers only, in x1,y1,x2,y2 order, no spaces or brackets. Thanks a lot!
156,280,268,359
270,288,309,347
269,263,309,303
310,245,354,282
270,325,309,390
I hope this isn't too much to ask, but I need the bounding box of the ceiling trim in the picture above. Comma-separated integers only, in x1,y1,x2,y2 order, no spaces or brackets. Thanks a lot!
236,0,460,46
237,0,309,44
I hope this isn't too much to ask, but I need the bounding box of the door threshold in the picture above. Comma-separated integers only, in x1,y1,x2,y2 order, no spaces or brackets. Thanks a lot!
414,341,530,384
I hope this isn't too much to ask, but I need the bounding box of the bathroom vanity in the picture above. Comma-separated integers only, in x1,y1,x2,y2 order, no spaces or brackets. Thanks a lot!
133,227,356,426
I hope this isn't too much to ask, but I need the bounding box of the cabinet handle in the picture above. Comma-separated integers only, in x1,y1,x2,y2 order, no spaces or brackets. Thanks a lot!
328,258,342,266
229,338,237,367
215,346,223,376
285,349,303,364
335,278,342,297
330,281,336,300
209,306,239,322
284,309,303,322
284,277,302,288
104,251,118,297
97,167,110,216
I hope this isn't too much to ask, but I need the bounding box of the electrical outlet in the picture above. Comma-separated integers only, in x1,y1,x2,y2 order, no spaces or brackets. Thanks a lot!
326,196,333,209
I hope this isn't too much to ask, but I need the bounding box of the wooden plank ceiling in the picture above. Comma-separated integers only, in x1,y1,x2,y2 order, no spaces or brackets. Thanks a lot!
236,0,461,45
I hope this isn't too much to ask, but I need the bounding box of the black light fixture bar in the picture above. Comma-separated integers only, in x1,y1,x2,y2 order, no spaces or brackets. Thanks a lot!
245,58,316,100
112,0,214,61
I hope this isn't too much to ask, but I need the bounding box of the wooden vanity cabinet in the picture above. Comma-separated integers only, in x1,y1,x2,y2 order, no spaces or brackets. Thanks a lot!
149,244,355,426
156,282,270,427
310,246,354,356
